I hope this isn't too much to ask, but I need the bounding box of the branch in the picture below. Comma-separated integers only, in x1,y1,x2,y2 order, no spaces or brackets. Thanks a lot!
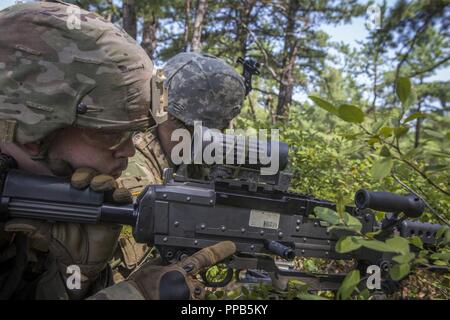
408,55,450,78
391,173,450,226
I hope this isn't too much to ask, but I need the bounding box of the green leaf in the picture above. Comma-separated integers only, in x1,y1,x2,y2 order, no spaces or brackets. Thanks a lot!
430,252,450,262
314,207,341,225
343,212,363,233
447,132,450,141
445,230,450,245
364,230,382,239
215,290,224,299
367,137,381,145
403,112,427,124
393,252,415,264
379,127,394,138
359,239,398,253
337,270,360,300
432,260,448,266
394,126,410,138
338,104,365,123
435,226,447,240
419,250,429,258
409,236,423,250
297,292,328,300
206,293,218,300
380,145,391,157
336,236,363,253
359,288,370,300
386,236,410,255
414,258,428,265
309,96,338,115
371,157,394,180
390,263,410,280
396,77,412,105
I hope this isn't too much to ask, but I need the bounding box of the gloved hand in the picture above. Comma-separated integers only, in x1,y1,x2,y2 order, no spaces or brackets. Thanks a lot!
4,167,133,298
71,167,132,203
126,241,236,300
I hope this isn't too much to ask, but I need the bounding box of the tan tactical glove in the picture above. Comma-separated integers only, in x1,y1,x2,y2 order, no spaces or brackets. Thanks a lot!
126,241,236,300
4,167,133,298
71,167,132,203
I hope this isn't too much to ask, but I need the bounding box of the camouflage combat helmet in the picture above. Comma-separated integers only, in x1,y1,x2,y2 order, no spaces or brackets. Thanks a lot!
164,52,245,130
0,1,155,145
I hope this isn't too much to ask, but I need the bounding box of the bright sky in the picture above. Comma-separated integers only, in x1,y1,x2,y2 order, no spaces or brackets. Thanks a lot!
1,0,448,83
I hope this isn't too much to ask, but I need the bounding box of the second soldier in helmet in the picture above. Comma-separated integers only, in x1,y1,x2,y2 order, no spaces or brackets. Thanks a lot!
114,52,246,280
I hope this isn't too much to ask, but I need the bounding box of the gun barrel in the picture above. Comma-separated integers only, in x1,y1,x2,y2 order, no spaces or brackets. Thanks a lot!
0,169,135,225
355,189,425,218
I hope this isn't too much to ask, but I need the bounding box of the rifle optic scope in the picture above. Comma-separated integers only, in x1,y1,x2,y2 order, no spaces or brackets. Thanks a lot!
193,126,289,171
355,189,425,218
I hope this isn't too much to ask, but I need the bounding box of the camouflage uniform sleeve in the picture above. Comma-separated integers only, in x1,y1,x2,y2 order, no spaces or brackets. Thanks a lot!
87,281,145,300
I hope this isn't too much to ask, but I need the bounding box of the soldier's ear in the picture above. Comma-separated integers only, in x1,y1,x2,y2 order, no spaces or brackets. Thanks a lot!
22,142,42,156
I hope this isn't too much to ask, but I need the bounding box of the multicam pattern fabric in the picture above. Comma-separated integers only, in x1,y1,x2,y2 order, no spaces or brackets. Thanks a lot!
0,1,155,144
117,130,171,196
165,52,246,130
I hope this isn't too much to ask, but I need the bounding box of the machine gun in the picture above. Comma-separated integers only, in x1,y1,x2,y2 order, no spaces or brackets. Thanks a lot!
0,136,447,293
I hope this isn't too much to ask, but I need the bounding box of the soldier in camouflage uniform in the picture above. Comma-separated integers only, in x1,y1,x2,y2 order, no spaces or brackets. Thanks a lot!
0,1,235,300
114,52,247,280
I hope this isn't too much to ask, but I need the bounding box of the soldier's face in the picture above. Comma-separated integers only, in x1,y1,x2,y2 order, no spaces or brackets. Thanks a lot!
47,127,136,178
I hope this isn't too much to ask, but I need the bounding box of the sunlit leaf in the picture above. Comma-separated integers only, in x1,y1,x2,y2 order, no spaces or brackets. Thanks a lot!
314,207,341,225
394,126,409,138
403,112,427,123
386,236,410,255
371,157,394,180
409,236,423,250
309,96,338,115
396,77,412,105
336,236,362,253
359,239,398,253
338,104,365,123
392,252,415,264
337,270,360,300
379,127,394,138
390,263,410,280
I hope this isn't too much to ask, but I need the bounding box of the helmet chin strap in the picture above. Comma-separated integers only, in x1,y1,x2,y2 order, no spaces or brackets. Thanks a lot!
151,68,169,125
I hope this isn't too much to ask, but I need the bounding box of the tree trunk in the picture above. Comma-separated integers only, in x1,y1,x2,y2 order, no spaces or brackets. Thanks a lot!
183,0,192,52
191,0,208,52
123,0,137,39
414,104,422,148
276,0,299,120
142,12,158,60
